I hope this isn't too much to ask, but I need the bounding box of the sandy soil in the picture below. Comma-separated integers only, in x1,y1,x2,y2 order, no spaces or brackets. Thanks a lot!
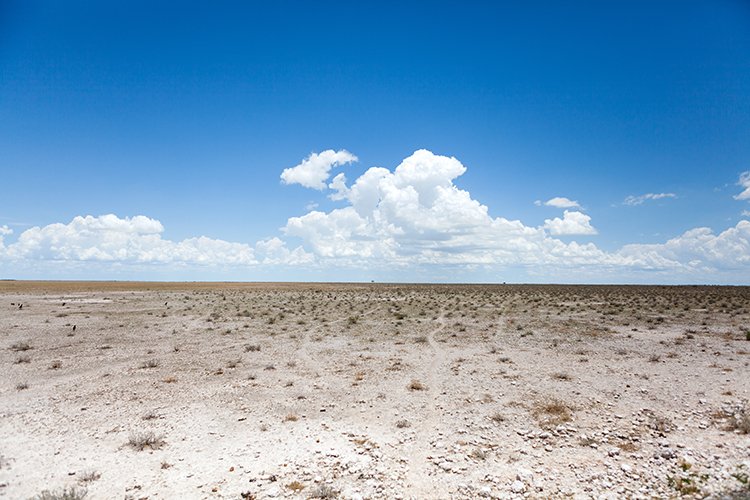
1,282,749,499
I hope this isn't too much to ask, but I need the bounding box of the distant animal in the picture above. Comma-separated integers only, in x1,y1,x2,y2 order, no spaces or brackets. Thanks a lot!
18,304,22,310
72,325,76,332
165,302,168,306
62,302,66,306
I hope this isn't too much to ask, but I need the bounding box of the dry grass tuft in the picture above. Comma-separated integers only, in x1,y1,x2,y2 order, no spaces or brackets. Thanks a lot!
10,341,32,352
32,486,87,500
286,481,305,492
490,412,505,423
408,379,426,391
533,398,573,428
78,470,101,483
139,359,159,369
127,431,165,451
308,484,337,498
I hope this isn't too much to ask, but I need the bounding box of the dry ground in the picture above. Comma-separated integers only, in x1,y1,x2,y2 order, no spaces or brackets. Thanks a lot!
1,282,749,499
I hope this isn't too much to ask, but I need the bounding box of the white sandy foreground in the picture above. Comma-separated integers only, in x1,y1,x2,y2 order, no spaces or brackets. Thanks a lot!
1,282,749,499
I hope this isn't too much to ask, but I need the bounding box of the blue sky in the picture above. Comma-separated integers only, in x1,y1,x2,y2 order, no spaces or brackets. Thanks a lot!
1,1,749,283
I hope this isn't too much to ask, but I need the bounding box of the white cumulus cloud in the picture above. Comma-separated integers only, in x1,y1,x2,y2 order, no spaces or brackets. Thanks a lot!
734,171,750,201
624,192,677,206
280,149,358,190
543,210,598,236
2,214,258,266
619,221,750,271
328,172,349,201
255,237,314,265
283,149,609,267
535,197,581,209
3,150,750,282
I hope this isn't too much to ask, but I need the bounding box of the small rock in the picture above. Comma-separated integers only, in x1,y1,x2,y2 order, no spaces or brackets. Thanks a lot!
517,468,533,482
511,480,525,493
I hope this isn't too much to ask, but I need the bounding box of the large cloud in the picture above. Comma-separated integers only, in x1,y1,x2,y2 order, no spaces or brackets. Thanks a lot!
281,149,750,279
1,214,260,266
2,150,749,282
283,150,612,267
0,215,317,273
280,149,358,190
619,221,750,271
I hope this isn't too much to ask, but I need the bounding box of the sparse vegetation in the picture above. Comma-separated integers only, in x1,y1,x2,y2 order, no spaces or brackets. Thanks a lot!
490,412,505,423
3,282,750,497
286,481,305,492
10,341,31,352
139,359,159,369
32,486,87,500
78,470,100,483
127,431,165,451
308,484,337,499
408,379,426,391
533,399,573,428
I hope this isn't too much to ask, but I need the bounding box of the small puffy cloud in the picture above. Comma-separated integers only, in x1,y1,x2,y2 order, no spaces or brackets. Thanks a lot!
2,214,257,265
742,210,750,217
734,171,750,201
280,149,358,190
536,197,581,209
543,210,597,236
624,192,676,206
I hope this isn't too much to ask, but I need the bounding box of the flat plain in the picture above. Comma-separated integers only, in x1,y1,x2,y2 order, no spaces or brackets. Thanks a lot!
1,281,749,499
